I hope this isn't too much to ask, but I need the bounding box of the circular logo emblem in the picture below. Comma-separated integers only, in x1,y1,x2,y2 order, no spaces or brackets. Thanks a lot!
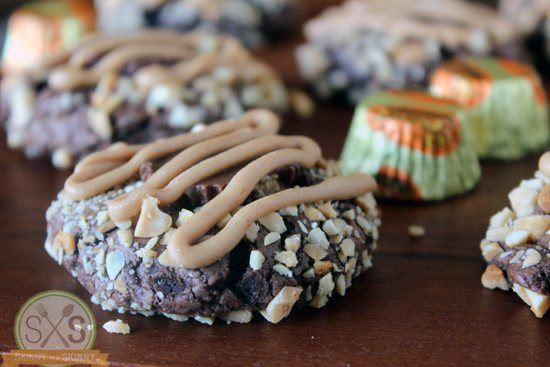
14,291,96,350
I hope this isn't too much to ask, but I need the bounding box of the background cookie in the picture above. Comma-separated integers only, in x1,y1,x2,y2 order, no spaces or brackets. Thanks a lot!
95,0,304,49
0,30,290,169
296,0,522,103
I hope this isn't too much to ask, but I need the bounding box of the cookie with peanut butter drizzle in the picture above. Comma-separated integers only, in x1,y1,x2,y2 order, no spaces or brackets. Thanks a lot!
0,30,290,169
480,151,550,318
45,110,380,324
295,0,522,104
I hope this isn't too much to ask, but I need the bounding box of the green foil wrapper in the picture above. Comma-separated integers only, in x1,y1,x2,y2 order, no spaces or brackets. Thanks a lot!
340,91,481,201
430,57,549,160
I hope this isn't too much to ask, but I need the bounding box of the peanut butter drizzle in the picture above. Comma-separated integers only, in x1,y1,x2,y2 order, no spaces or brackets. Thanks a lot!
45,30,263,91
64,109,376,269
65,109,280,200
306,0,516,47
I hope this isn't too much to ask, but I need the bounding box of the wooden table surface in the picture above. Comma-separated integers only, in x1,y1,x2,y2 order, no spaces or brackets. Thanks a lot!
0,1,548,366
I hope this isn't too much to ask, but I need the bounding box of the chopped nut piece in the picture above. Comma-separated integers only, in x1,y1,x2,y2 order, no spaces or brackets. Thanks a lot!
163,313,189,322
194,316,214,325
264,232,281,246
161,228,175,245
408,225,425,237
513,215,550,240
304,206,326,221
356,216,372,233
317,202,338,219
51,148,73,169
317,273,335,296
314,261,333,275
53,231,76,255
522,249,542,268
513,283,550,318
222,310,253,324
290,89,314,118
275,251,298,268
175,209,194,227
273,264,293,277
134,196,172,238
310,294,328,308
105,250,125,280
303,268,315,279
333,218,353,237
481,264,509,291
279,206,298,216
489,207,515,229
117,229,133,247
322,220,341,236
245,222,260,242
340,238,355,258
509,250,525,264
97,220,116,233
330,233,344,245
504,230,530,248
249,250,265,271
539,151,550,177
259,212,286,233
480,240,503,261
260,286,302,324
508,186,538,217
303,243,327,261
88,108,113,140
284,234,301,252
306,227,330,249
116,220,132,230
361,250,373,269
144,236,158,250
103,319,130,334
335,274,346,296
345,257,357,279
342,209,356,220
486,227,512,242
135,248,158,259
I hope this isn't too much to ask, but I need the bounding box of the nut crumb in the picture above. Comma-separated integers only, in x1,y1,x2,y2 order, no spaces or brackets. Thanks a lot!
408,225,425,238
103,319,130,334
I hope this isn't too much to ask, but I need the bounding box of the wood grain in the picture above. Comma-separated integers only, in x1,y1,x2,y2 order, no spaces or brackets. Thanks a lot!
0,1,548,366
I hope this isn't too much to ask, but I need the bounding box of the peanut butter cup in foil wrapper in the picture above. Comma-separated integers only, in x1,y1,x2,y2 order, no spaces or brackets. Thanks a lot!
340,90,480,201
1,0,95,73
430,57,549,160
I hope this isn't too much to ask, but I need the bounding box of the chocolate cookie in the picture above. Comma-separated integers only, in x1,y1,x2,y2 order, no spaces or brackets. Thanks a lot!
295,0,523,103
500,0,549,78
0,30,289,169
44,110,380,324
96,0,303,49
480,151,550,318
